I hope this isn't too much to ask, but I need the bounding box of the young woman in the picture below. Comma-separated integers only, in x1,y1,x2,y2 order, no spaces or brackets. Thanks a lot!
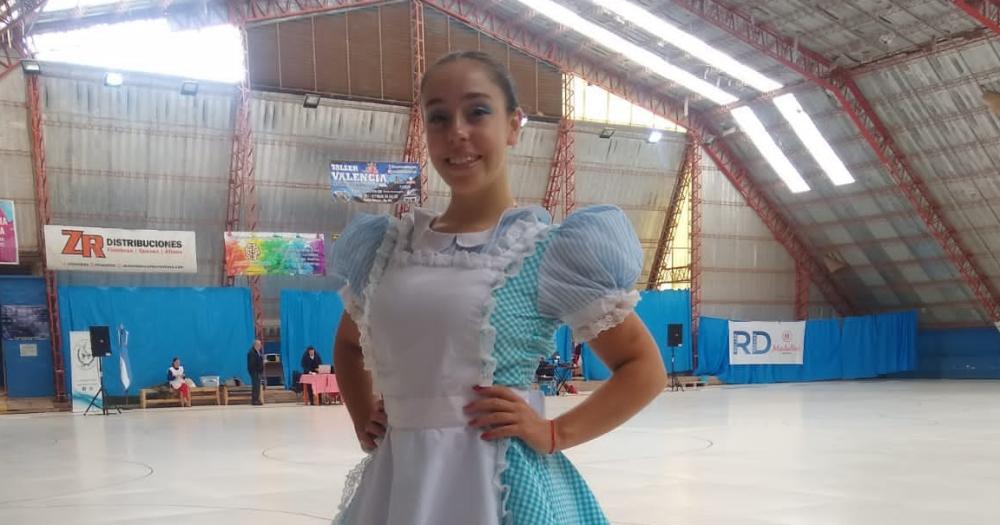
330,51,667,525
166,357,193,407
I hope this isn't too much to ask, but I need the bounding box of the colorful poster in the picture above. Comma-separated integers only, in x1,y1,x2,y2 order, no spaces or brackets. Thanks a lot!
69,330,102,413
0,199,17,264
224,232,325,276
44,225,197,273
0,305,50,340
728,321,806,365
330,161,420,203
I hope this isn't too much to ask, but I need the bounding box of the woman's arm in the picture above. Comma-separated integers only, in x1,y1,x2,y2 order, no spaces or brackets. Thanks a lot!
551,314,665,448
332,312,386,451
469,314,666,453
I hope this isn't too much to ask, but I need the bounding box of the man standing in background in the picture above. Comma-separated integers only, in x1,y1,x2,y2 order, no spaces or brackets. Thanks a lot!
247,339,264,406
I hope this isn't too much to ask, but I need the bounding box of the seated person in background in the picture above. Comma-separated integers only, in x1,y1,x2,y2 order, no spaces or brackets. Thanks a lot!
301,346,323,405
167,357,196,407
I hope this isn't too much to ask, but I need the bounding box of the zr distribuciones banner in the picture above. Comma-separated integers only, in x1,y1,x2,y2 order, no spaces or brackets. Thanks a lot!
330,161,420,203
728,320,806,365
44,225,198,273
224,232,326,276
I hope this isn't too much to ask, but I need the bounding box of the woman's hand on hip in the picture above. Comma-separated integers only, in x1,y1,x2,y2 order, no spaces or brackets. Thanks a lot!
356,399,387,452
465,386,553,455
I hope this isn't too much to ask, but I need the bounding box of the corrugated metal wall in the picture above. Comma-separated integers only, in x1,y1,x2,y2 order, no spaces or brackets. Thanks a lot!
0,68,37,256
10,62,816,326
250,91,401,320
40,63,235,287
699,153,797,321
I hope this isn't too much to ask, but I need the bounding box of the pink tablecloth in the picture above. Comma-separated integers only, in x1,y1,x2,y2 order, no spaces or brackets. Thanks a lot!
299,373,339,394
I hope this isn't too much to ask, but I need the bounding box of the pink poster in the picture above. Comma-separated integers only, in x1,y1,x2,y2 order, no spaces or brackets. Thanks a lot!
0,199,16,265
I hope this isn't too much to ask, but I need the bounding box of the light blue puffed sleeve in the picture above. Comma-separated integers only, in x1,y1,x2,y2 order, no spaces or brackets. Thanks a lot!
537,205,643,342
330,214,391,317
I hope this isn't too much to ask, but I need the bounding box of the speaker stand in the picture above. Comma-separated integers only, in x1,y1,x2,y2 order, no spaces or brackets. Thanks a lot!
84,356,121,416
668,347,684,392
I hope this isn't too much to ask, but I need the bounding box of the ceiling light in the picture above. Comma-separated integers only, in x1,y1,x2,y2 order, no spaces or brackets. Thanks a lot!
773,94,854,186
303,93,321,108
587,0,857,189
104,72,124,87
599,128,615,139
730,106,810,193
515,0,739,105
589,0,782,92
21,60,41,75
180,80,199,96
647,130,663,143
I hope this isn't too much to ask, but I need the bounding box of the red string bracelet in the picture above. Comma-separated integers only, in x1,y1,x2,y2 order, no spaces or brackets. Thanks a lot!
548,419,557,454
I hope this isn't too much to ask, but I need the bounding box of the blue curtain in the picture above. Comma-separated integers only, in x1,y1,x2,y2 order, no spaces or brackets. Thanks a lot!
898,327,1000,379
279,290,344,386
695,311,917,384
581,290,691,380
59,286,255,396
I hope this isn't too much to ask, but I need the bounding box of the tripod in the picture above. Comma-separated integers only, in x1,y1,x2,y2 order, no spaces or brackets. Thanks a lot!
668,347,684,392
84,356,121,416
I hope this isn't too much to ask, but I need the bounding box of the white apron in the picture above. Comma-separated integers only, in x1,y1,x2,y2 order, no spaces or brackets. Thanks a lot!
333,217,543,525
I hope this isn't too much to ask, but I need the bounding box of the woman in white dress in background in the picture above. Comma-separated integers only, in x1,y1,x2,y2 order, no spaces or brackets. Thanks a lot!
167,357,194,407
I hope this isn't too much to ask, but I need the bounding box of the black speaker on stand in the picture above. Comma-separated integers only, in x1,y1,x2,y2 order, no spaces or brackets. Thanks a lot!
84,326,121,416
667,323,684,392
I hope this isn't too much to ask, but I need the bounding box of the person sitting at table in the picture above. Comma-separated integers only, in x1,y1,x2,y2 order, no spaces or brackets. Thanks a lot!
301,346,323,405
167,357,195,407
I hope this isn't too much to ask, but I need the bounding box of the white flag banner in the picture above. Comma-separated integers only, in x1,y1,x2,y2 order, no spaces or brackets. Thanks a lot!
69,330,102,413
728,321,806,365
44,225,197,273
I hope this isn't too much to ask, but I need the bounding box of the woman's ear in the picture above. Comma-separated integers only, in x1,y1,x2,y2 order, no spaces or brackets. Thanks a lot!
507,108,526,146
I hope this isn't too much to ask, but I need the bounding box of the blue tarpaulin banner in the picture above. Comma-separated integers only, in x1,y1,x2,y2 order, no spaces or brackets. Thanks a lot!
330,161,420,203
695,311,918,383
581,290,692,380
279,290,345,386
58,286,255,396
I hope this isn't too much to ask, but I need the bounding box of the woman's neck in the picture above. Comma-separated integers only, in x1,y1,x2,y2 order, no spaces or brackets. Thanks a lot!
436,182,515,234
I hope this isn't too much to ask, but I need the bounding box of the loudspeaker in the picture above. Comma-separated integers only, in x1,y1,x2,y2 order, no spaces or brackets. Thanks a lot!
89,326,111,357
667,323,683,348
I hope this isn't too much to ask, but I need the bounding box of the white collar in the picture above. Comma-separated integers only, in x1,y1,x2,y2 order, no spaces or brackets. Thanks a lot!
411,208,497,251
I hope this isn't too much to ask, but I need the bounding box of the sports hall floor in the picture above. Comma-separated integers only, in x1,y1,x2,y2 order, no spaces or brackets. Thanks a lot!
0,380,997,524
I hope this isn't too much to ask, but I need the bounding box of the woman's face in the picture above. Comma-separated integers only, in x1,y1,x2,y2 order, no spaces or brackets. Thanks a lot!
422,60,521,196
308,349,315,357
172,359,180,368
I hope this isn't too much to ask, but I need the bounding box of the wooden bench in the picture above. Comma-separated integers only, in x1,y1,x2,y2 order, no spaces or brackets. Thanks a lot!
220,385,269,405
139,386,221,409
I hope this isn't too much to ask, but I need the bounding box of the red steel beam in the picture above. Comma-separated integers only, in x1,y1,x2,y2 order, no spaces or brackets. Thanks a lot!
561,72,576,216
399,0,427,217
954,0,1000,36
672,0,1000,323
794,260,810,321
0,0,47,78
26,73,66,403
689,141,702,369
542,72,575,219
224,22,264,337
421,0,854,317
232,0,388,24
647,140,692,290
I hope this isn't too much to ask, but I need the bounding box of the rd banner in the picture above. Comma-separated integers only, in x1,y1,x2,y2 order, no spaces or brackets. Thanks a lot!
728,321,805,365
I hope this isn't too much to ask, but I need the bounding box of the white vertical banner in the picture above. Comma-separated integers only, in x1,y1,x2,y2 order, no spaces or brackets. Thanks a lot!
69,331,102,413
728,321,806,365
